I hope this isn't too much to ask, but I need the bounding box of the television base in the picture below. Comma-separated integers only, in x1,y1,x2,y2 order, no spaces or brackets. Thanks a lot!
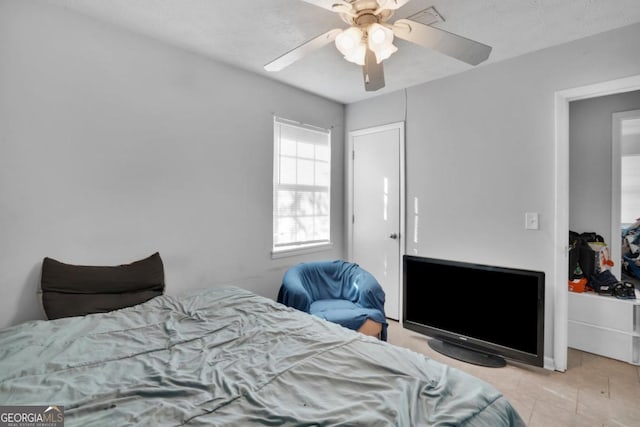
428,339,506,368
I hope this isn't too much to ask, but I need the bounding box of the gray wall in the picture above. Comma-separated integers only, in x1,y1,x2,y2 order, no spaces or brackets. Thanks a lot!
569,91,640,238
0,0,345,328
346,23,640,364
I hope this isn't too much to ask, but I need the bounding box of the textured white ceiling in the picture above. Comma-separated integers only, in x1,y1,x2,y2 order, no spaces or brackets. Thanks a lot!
43,0,640,104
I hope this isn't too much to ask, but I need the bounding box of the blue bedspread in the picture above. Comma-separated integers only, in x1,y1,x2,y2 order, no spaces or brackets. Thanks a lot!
0,286,525,426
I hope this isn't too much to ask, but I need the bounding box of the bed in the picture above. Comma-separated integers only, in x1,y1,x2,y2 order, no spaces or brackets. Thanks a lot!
0,285,525,426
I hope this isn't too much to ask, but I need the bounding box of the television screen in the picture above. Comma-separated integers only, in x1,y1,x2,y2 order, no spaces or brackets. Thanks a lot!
403,255,545,367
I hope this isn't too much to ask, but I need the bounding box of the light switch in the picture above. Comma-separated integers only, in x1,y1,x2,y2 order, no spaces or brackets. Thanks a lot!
525,212,539,230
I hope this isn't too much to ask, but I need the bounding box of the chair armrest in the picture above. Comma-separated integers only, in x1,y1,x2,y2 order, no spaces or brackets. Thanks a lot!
354,270,385,311
277,270,314,313
353,268,388,340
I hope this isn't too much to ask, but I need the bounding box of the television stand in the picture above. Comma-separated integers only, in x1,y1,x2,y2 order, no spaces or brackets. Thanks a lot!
428,339,506,368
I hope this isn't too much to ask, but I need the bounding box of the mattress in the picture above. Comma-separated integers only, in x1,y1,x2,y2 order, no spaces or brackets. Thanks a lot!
0,286,525,426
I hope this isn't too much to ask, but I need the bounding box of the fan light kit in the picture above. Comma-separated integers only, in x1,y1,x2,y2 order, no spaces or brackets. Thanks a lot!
264,0,492,92
335,20,397,65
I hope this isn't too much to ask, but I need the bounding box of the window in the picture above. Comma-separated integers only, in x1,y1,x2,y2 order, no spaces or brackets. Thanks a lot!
273,117,331,255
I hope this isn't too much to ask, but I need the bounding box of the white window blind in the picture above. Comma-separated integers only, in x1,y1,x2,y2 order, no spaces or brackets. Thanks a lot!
273,117,331,252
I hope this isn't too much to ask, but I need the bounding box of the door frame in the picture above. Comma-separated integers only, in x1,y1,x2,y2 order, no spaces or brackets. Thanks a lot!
347,121,406,319
554,74,640,372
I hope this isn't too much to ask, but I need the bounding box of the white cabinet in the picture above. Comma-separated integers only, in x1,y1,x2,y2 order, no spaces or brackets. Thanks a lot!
568,290,640,365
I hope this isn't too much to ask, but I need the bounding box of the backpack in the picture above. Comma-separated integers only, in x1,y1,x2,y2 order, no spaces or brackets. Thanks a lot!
568,231,608,281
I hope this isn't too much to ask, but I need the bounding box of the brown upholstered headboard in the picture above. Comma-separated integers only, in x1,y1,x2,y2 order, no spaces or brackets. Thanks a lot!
40,252,165,320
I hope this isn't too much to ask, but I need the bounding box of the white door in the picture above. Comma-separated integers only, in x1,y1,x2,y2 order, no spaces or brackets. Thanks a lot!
349,122,404,320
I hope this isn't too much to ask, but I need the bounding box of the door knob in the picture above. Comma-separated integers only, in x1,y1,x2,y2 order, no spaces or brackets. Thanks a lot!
389,233,398,239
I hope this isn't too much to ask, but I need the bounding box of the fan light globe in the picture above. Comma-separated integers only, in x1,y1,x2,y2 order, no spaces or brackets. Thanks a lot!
335,27,366,65
369,25,387,44
367,23,397,63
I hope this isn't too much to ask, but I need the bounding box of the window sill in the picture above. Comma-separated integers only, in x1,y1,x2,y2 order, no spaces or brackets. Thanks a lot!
271,242,334,259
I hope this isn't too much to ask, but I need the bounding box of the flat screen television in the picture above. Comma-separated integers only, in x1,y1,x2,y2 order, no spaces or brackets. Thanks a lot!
402,255,545,368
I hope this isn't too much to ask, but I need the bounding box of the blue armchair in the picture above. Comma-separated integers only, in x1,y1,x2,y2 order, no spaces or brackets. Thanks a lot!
277,260,387,341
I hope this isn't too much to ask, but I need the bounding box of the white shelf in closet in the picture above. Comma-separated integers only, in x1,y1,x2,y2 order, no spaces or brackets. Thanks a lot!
568,290,640,365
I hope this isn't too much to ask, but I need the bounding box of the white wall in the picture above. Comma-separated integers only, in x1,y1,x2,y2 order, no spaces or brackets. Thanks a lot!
0,0,345,328
346,23,640,366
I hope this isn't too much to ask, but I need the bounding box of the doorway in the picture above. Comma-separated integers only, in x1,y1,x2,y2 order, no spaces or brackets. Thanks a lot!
613,109,640,282
347,122,405,320
555,75,640,372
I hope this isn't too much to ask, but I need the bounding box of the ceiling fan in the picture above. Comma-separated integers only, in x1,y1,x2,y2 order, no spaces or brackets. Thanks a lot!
264,0,492,92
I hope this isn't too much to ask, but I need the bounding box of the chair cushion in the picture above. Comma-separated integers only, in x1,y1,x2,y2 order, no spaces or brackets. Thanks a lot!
310,299,384,333
311,298,359,313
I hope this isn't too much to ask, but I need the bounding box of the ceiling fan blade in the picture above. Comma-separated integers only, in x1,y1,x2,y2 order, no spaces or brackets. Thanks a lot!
392,18,492,66
264,29,342,72
299,0,350,12
362,49,385,91
377,0,412,10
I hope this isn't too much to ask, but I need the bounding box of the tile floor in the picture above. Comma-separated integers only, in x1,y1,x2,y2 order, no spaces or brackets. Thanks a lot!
386,320,640,426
